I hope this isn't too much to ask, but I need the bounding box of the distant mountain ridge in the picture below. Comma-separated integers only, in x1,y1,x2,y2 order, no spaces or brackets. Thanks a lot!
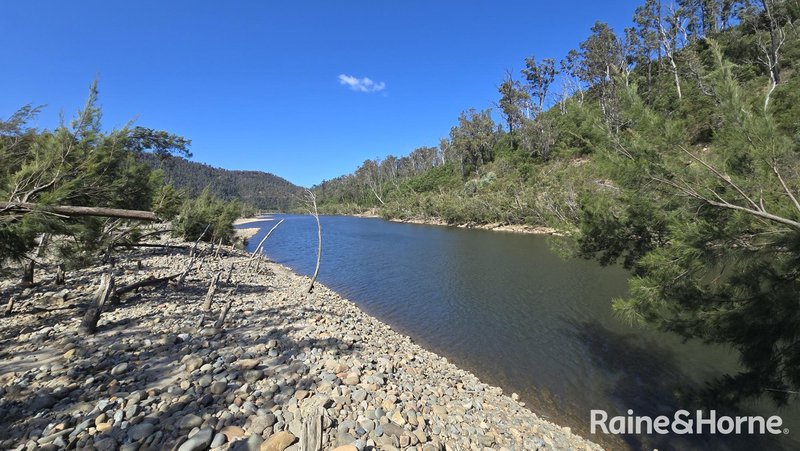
138,153,303,211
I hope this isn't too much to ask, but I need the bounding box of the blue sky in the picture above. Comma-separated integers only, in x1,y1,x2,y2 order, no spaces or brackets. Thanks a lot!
3,0,640,187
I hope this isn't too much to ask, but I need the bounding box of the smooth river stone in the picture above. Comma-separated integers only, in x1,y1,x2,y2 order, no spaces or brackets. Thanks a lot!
178,428,213,451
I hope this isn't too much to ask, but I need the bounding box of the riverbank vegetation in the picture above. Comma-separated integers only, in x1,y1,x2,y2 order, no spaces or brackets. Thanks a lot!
0,82,247,282
314,1,800,407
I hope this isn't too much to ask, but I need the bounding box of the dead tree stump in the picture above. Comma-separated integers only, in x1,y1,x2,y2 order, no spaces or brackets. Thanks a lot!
299,404,325,451
202,271,222,311
80,273,115,334
5,297,16,316
20,260,35,287
55,264,65,285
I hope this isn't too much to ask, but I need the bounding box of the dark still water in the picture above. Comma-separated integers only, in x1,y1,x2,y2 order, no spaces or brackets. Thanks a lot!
241,214,800,450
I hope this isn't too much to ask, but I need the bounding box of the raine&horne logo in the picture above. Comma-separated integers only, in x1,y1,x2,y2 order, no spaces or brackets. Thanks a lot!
590,409,788,435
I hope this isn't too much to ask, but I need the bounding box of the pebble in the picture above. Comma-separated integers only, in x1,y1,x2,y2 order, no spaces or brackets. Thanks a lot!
210,380,227,395
178,428,213,451
110,362,129,376
260,431,296,451
127,422,155,441
179,414,203,430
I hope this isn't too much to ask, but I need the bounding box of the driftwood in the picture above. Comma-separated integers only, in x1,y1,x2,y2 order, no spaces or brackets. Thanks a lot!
226,264,234,284
306,191,322,293
0,202,159,221
247,219,284,268
299,405,325,451
80,273,115,334
202,271,222,311
115,272,182,298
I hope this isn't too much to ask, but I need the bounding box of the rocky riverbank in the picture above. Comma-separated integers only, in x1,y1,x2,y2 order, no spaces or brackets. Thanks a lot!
386,217,567,236
0,235,600,450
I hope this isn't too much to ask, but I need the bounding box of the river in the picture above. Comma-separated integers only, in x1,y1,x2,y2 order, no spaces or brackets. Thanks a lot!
240,214,800,450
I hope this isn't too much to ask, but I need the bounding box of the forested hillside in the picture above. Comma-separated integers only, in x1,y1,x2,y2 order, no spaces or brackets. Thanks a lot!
138,154,303,211
315,0,800,407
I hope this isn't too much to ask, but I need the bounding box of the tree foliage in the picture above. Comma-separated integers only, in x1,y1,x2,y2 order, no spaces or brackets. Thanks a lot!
0,82,247,273
311,0,800,406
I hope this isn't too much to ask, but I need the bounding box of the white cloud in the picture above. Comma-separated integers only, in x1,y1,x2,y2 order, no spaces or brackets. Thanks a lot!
338,74,386,93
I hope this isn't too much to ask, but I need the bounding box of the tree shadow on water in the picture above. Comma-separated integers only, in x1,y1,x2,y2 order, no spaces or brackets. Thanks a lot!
564,319,789,451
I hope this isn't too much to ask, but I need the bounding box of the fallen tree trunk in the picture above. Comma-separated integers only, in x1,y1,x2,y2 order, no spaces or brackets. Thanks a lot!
112,243,188,250
0,202,160,221
115,272,182,297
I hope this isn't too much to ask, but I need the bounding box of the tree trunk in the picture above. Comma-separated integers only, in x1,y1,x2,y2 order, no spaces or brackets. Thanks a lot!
0,202,159,221
306,191,322,294
80,273,115,334
113,243,188,250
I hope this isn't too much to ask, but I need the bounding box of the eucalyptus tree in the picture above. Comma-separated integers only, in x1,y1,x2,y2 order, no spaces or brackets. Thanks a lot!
496,72,529,147
446,109,498,177
521,56,558,115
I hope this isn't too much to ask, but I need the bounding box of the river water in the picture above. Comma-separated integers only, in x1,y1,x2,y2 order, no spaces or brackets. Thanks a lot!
241,214,800,450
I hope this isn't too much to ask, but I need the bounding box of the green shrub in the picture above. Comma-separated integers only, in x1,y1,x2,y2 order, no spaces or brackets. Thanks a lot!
173,188,242,244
